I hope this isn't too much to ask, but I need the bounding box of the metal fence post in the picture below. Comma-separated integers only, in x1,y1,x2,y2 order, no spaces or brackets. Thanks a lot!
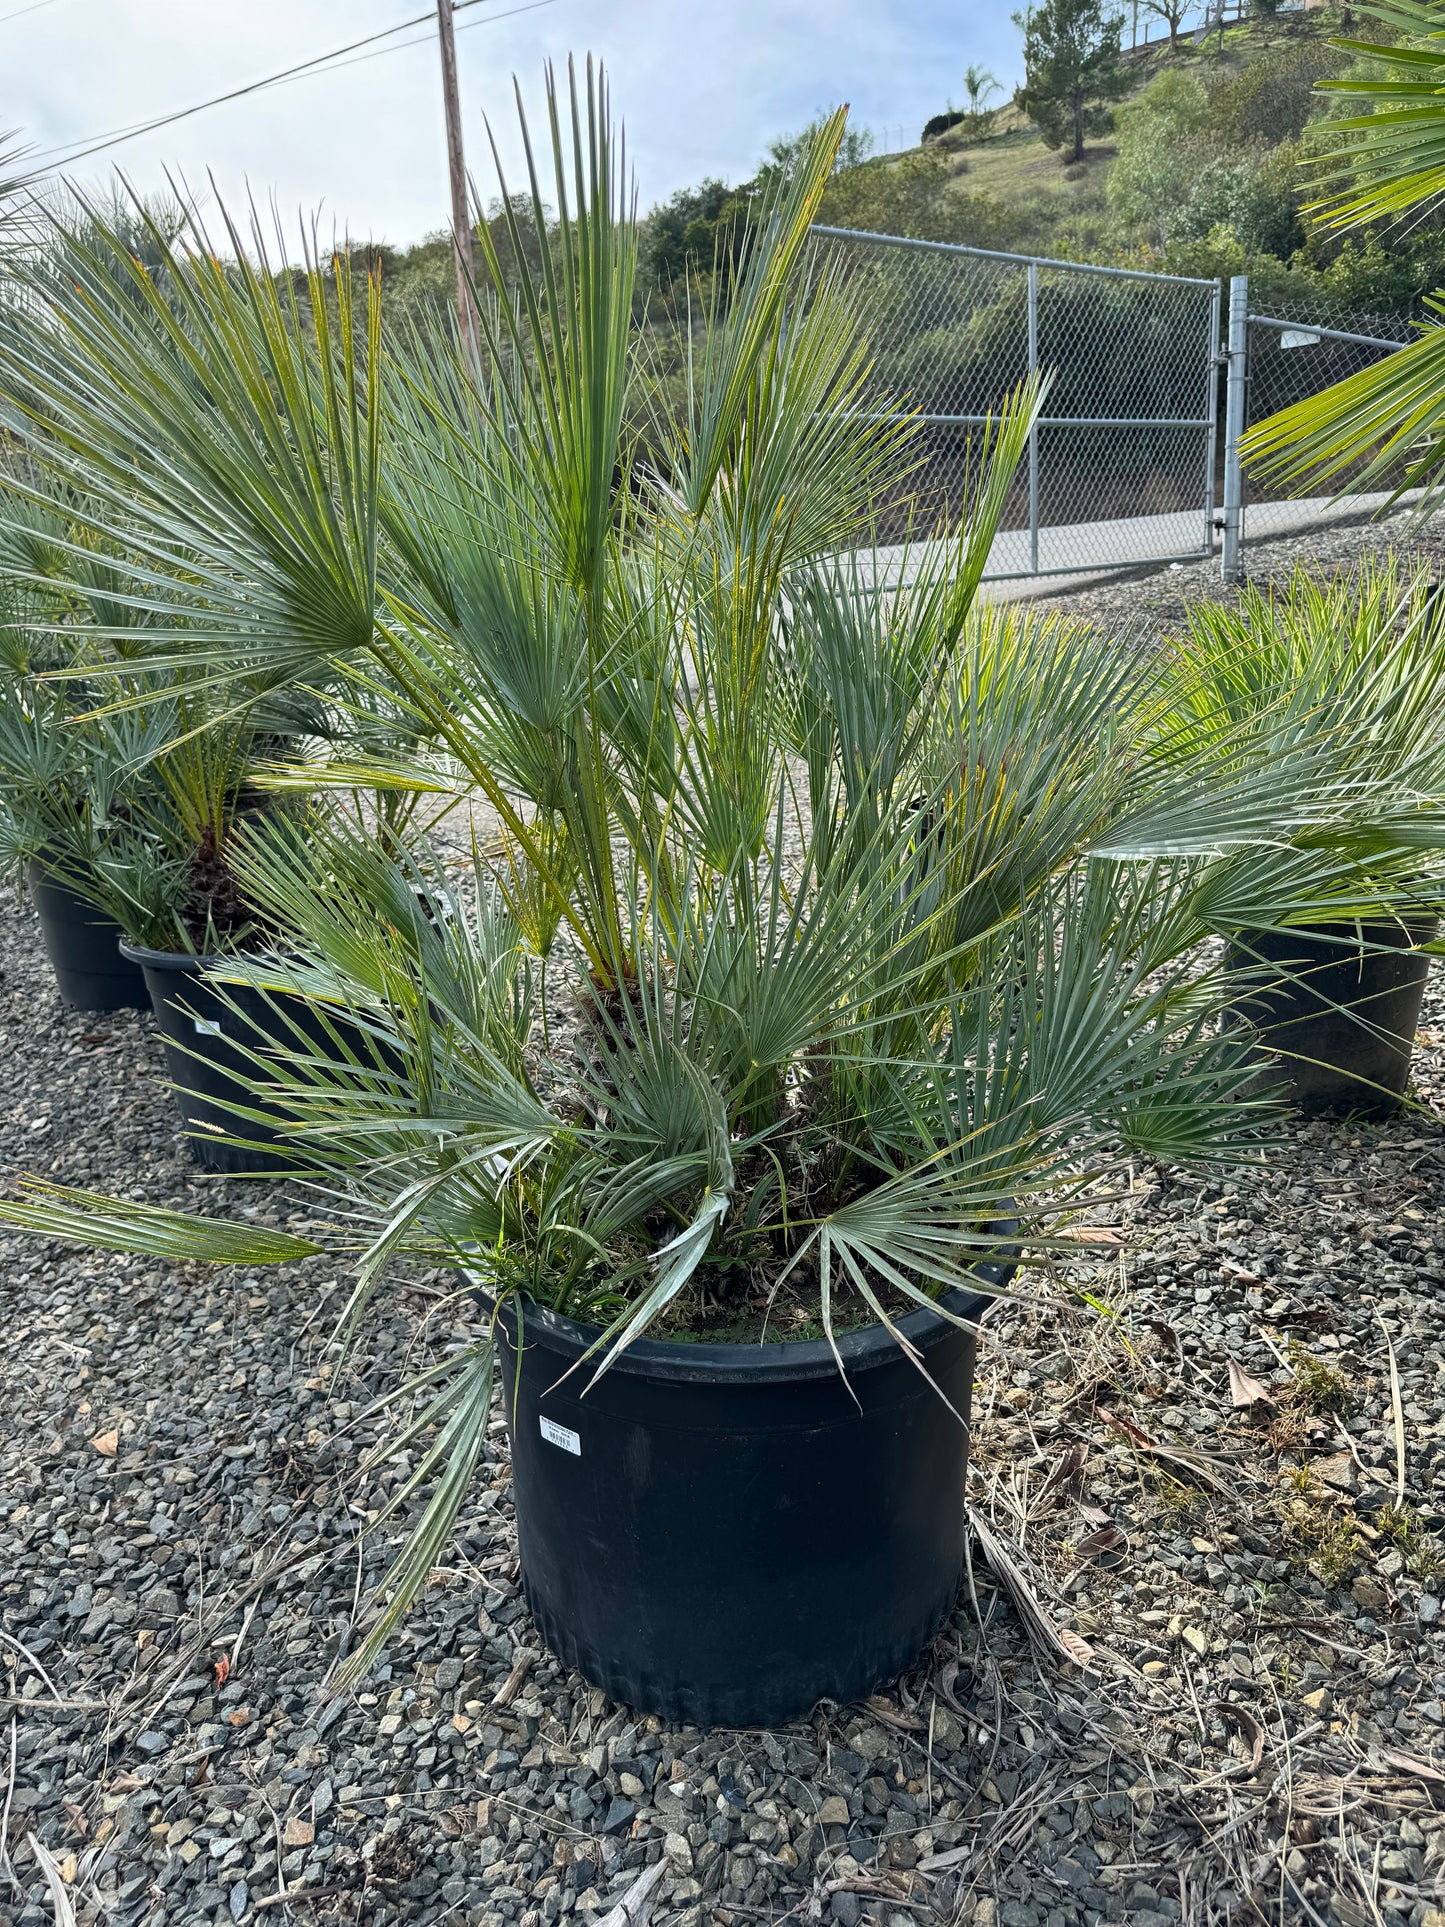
1221,273,1248,584
1203,279,1221,561
1027,260,1040,574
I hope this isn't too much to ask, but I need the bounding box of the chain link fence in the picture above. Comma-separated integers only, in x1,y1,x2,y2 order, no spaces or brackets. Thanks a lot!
812,227,1419,584
1244,299,1413,519
1217,277,1414,576
810,225,1222,580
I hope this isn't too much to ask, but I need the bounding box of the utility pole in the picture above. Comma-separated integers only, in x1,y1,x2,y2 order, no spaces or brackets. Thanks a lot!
436,0,478,356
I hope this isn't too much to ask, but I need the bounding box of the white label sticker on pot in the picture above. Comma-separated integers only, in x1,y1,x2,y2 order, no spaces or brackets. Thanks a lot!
539,1415,580,1457
193,1018,223,1036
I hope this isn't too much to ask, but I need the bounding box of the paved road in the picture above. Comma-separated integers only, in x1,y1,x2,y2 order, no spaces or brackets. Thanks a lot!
865,488,1424,603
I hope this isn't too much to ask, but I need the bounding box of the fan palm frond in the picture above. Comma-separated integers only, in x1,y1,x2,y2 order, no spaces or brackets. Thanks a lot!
0,1180,322,1262
1240,1,1445,505
0,190,382,680
1305,0,1445,233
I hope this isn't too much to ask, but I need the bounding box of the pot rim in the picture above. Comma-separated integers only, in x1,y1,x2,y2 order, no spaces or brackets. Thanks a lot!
119,938,224,972
462,1250,1013,1386
29,864,122,915
1227,915,1441,946
118,938,296,973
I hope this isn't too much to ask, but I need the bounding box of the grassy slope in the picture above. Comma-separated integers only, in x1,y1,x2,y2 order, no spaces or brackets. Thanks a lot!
893,21,1297,261
937,117,1119,256
940,110,1114,207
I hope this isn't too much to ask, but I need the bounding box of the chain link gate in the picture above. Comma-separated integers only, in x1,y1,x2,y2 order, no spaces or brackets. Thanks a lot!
1219,274,1413,580
809,225,1222,581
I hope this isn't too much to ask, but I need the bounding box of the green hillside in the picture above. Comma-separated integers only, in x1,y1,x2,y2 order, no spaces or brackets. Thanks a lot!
807,10,1445,317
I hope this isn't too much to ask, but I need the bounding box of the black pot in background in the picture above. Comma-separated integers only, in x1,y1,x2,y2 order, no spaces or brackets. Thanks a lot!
489,1253,1012,1729
29,863,149,1012
1225,918,1438,1115
121,941,381,1175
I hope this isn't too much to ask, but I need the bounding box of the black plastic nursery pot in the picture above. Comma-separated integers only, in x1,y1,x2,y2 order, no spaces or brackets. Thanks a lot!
29,863,149,1012
490,1256,1012,1729
121,941,366,1175
1225,919,1438,1115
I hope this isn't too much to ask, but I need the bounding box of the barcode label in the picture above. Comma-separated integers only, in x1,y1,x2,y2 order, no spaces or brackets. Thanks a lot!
193,1018,223,1036
539,1415,580,1457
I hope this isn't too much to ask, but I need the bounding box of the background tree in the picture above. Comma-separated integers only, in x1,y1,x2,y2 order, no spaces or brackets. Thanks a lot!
1013,0,1131,164
1142,0,1189,48
639,177,750,292
759,117,874,191
962,64,1002,136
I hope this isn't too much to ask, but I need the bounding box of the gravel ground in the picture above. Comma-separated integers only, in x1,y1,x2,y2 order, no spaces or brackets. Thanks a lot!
3,515,1445,1927
1026,504,1445,635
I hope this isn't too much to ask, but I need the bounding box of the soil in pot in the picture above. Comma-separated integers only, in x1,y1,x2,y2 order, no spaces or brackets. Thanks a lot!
488,1254,1012,1728
1225,919,1437,1114
121,942,386,1175
28,863,149,1012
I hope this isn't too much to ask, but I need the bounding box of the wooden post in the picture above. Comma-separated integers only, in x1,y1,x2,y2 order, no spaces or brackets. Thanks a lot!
436,0,478,356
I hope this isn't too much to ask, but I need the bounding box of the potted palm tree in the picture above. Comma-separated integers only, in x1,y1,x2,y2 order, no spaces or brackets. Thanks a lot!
0,532,345,1168
111,689,447,1177
0,497,158,1010
0,675,151,1012
1228,0,1445,1111
0,647,339,1167
1139,561,1445,1113
0,72,1280,1724
0,199,428,1169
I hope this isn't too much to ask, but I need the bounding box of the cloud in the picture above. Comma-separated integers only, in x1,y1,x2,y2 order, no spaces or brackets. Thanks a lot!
4,0,1020,244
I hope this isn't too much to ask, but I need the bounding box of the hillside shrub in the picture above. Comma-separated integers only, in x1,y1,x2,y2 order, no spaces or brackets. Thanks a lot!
923,109,967,141
1171,149,1303,257
1107,71,1213,238
1309,231,1445,313
818,149,1007,245
1208,35,1346,145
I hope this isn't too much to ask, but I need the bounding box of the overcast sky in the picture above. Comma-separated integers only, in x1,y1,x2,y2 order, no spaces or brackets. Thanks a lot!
4,0,1024,248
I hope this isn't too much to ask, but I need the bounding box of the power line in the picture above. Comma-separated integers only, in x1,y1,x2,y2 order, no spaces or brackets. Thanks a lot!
230,2,557,100
24,0,552,178
0,0,59,24
23,2,480,168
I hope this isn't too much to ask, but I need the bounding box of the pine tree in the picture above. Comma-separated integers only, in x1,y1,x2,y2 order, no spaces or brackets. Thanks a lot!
1013,0,1131,165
